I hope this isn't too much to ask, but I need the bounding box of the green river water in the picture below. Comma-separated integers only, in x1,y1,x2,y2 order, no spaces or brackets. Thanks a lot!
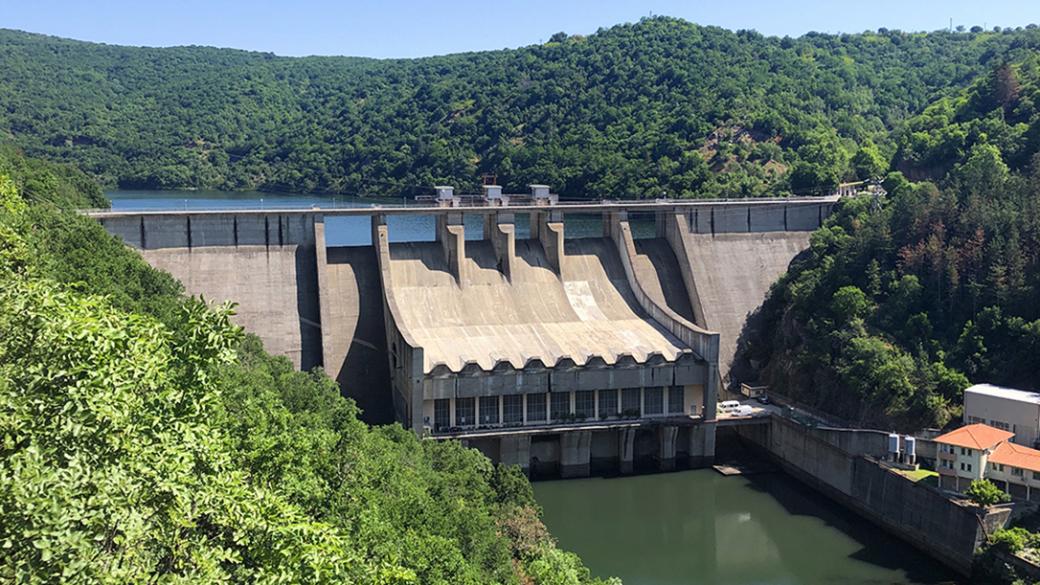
535,469,959,585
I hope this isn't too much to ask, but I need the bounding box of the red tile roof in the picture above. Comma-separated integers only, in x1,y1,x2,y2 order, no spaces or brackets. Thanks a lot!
934,423,1014,450
990,441,1040,473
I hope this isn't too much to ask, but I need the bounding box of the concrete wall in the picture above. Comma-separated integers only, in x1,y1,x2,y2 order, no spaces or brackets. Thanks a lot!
737,415,1010,576
606,212,720,390
803,426,891,459
373,216,426,431
140,244,322,370
670,201,833,384
103,212,324,370
320,245,392,423
95,202,833,432
104,212,396,423
679,231,812,383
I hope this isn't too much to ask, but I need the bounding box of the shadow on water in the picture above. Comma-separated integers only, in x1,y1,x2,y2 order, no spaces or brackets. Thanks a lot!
739,472,960,584
536,437,962,585
719,436,960,585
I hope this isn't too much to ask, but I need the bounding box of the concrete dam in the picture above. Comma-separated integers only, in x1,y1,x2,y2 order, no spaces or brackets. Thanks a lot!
91,188,837,477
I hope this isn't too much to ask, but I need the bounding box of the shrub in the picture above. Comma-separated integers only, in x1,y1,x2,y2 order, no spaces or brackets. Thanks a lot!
990,527,1036,553
967,479,1011,507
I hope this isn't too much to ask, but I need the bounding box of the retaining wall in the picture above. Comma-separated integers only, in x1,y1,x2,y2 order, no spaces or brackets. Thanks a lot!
737,415,1010,575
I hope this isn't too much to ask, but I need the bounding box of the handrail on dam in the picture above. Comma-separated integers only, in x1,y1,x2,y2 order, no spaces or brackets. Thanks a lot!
81,194,841,218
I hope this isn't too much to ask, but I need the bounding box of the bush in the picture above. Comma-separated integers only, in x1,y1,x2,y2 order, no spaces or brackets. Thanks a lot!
990,527,1037,553
967,479,1011,507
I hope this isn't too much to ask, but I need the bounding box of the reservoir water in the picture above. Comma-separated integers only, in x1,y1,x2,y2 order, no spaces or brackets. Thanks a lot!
534,469,958,585
106,189,659,244
107,190,959,585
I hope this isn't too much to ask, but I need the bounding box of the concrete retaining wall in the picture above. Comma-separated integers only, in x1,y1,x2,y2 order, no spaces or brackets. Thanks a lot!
606,212,720,386
373,216,426,430
102,213,323,369
991,549,1040,582
94,202,835,432
737,416,1010,575
850,456,1007,575
102,212,397,424
319,244,392,423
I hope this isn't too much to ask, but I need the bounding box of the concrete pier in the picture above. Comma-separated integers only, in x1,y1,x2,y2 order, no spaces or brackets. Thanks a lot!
484,212,516,279
500,435,532,473
658,426,679,471
688,423,716,468
532,209,564,273
619,428,637,474
561,430,592,478
436,212,465,282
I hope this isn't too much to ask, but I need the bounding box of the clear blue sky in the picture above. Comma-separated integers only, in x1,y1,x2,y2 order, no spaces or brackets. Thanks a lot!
5,0,1040,58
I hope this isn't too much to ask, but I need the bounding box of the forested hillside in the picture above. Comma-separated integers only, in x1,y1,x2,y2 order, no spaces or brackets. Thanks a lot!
2,18,1040,198
0,148,611,583
741,55,1040,431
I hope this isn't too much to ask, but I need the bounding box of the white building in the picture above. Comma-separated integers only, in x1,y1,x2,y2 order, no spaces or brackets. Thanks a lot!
987,440,1040,501
935,422,1040,501
963,384,1040,448
935,423,1013,491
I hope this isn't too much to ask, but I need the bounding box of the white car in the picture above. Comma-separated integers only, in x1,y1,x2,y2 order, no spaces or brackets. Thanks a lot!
718,400,741,414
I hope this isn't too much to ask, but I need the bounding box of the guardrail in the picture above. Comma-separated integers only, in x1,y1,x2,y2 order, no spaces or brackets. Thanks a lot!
80,194,843,217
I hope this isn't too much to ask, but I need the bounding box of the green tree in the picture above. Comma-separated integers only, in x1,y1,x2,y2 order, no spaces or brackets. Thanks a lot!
851,142,887,180
1,20,1036,198
953,143,1010,200
966,479,1011,508
831,285,873,322
0,149,612,585
989,527,1035,553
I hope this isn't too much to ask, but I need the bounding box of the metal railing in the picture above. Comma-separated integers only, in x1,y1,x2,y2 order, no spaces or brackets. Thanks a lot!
82,192,844,217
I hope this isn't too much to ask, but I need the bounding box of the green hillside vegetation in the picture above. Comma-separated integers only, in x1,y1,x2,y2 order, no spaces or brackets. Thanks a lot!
3,19,1040,198
741,57,1040,430
0,148,613,584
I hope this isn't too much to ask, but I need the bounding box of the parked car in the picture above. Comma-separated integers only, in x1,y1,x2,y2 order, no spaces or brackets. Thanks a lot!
756,394,771,405
735,405,755,417
718,400,741,414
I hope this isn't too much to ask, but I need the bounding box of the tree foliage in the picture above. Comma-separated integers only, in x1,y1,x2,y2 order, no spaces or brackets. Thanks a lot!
0,149,612,584
2,20,1040,198
989,527,1037,553
742,59,1040,430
